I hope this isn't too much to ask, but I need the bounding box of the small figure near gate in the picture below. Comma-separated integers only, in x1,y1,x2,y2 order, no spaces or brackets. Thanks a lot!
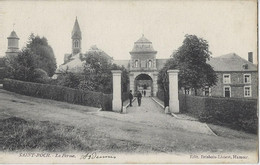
129,90,133,107
144,90,146,97
137,91,142,106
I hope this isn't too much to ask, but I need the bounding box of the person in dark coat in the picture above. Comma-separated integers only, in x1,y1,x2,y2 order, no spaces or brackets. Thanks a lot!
137,91,142,106
129,90,133,107
144,90,146,97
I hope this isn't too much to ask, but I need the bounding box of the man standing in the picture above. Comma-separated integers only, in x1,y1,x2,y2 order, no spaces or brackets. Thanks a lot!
129,90,133,107
137,91,142,106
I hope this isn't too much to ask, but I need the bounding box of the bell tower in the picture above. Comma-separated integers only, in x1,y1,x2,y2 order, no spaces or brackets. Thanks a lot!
71,17,82,55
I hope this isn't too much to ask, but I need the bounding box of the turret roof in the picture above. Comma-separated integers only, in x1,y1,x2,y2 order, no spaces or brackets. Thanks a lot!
135,34,152,43
8,31,19,39
130,34,156,53
71,17,81,39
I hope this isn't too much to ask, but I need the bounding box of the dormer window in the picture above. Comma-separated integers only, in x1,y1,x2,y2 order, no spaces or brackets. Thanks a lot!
243,64,248,69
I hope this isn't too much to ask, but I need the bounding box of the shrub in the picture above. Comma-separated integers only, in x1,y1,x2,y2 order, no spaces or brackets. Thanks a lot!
179,94,258,134
3,78,112,110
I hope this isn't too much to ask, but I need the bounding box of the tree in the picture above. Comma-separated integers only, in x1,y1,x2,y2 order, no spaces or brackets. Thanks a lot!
5,48,37,82
157,58,178,106
78,51,129,94
5,34,57,82
57,72,82,88
158,34,217,97
27,34,57,76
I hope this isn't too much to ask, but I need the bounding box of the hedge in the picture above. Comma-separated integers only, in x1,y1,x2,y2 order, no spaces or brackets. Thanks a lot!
179,94,258,134
3,78,113,111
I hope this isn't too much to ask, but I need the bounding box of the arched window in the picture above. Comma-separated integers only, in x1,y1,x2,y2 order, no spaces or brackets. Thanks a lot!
74,40,79,48
135,60,138,68
148,60,152,68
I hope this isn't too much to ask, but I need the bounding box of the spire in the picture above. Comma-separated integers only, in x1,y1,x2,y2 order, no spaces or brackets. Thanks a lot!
71,17,81,39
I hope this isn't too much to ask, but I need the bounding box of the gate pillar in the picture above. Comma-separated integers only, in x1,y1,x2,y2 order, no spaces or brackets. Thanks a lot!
112,70,122,112
167,70,179,113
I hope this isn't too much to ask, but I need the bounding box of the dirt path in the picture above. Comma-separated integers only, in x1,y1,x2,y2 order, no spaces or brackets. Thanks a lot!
0,89,257,153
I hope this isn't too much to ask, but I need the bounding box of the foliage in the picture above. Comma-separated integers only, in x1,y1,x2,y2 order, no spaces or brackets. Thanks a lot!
179,94,258,134
4,34,57,83
3,78,113,110
158,34,217,97
4,49,37,82
57,72,82,89
79,51,129,94
27,34,57,77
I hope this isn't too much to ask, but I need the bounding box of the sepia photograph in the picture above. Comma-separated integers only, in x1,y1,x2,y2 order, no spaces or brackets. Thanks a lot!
0,0,258,164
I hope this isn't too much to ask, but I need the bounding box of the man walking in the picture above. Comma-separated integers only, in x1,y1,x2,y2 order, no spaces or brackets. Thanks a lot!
137,90,142,106
129,90,133,107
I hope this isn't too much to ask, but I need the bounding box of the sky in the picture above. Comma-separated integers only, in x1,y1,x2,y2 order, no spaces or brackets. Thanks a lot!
0,0,257,66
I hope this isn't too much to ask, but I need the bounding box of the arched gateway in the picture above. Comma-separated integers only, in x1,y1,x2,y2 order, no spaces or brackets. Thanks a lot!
129,35,158,96
134,73,153,97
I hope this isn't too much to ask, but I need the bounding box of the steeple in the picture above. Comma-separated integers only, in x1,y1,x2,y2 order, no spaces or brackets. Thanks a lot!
71,17,82,39
71,17,82,55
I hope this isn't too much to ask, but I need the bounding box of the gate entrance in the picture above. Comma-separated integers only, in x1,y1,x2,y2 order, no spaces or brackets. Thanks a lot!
135,74,153,97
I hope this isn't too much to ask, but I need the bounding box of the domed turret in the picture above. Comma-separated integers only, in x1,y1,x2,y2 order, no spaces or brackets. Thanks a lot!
129,34,157,70
130,34,157,54
6,30,20,57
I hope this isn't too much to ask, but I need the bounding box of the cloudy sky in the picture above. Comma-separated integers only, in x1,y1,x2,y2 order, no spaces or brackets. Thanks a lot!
0,0,257,66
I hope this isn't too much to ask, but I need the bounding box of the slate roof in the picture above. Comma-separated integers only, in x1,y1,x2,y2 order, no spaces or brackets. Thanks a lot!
130,35,156,53
57,53,85,73
113,60,130,69
207,53,257,72
8,31,19,39
71,18,81,39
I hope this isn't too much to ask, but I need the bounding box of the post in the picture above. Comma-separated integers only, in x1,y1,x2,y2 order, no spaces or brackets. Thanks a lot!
112,70,122,113
167,70,179,113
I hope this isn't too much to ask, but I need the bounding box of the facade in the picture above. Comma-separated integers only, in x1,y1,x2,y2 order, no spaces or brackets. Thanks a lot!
185,53,257,98
113,35,168,96
59,18,257,98
204,53,257,98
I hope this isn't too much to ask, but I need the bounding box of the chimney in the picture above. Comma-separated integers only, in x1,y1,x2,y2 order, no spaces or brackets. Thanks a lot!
248,52,253,63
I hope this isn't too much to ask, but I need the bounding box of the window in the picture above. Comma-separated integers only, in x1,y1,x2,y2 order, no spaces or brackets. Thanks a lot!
204,86,211,96
148,60,152,68
135,60,138,68
223,74,231,84
244,86,251,97
223,86,231,97
74,40,79,48
244,74,251,84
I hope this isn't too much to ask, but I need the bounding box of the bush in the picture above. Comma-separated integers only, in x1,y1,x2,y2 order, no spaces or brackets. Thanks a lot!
179,94,258,134
3,78,113,110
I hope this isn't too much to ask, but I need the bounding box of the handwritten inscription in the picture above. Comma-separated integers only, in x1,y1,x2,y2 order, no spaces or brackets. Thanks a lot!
80,152,116,159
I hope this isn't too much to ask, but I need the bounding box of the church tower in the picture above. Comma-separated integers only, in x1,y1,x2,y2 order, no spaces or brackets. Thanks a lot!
6,30,20,57
71,17,82,55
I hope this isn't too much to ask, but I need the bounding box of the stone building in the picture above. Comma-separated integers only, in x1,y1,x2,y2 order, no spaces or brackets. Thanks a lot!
183,53,257,98
114,35,167,96
205,53,257,98
58,18,257,98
